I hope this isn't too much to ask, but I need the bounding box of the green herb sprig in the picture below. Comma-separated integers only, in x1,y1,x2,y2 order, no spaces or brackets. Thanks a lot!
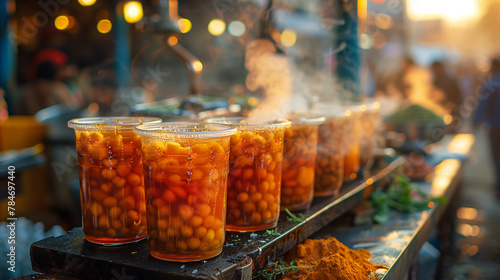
253,259,313,280
285,209,307,224
264,229,281,237
370,175,447,224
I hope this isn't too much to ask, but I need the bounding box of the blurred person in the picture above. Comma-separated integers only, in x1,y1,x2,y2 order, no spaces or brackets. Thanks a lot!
16,60,75,115
82,61,118,116
431,61,463,133
394,57,416,99
474,58,500,200
58,60,84,106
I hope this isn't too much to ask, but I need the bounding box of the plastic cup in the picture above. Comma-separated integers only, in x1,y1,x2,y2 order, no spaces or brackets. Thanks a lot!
205,117,291,232
134,122,236,261
342,107,363,182
280,113,325,211
68,116,161,245
313,108,348,197
359,101,381,171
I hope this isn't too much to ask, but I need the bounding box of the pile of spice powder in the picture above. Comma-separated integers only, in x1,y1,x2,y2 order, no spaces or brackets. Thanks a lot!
282,237,387,280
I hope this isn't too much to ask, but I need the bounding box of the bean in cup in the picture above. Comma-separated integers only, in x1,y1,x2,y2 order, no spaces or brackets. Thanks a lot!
68,117,160,245
205,117,291,232
135,122,236,261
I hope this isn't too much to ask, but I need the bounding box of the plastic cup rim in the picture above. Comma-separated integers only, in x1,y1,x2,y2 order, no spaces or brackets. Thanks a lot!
68,116,162,130
134,122,238,139
203,116,291,130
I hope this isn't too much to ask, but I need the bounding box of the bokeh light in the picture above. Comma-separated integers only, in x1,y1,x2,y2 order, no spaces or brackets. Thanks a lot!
123,1,143,24
178,18,192,33
54,16,69,30
375,13,393,29
208,19,226,36
193,61,203,72
408,0,480,24
359,33,373,49
97,19,112,34
228,21,246,37
167,36,178,46
78,0,96,6
280,29,297,47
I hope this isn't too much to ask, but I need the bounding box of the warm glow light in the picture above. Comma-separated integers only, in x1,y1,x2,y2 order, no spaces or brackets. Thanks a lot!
444,114,453,125
97,19,112,34
458,224,473,236
123,1,143,24
208,19,226,36
457,207,478,220
430,176,451,197
447,134,475,154
468,245,479,255
375,13,393,29
193,61,203,72
280,29,297,47
345,110,352,117
407,0,481,24
54,16,69,30
178,18,192,33
359,33,373,50
358,0,367,20
167,36,178,46
228,21,246,37
78,0,96,6
427,201,434,208
366,178,373,185
248,97,258,107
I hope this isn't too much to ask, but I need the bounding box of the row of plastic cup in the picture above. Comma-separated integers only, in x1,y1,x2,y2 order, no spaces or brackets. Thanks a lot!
67,103,380,261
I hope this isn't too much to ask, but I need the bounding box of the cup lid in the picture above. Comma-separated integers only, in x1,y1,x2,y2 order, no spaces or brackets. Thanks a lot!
134,122,237,139
68,116,162,130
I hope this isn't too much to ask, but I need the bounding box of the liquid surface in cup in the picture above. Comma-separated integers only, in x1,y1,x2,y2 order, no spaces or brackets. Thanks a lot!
76,130,147,244
281,124,318,211
142,137,230,261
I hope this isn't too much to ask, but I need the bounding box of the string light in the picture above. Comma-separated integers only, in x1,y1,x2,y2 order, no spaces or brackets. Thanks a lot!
123,1,143,24
228,21,246,37
78,0,96,6
280,29,297,47
54,16,69,30
208,19,225,36
97,19,112,34
178,18,192,33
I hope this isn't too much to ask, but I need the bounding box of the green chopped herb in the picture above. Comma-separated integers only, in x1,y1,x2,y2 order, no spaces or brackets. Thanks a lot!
252,258,313,280
264,229,281,237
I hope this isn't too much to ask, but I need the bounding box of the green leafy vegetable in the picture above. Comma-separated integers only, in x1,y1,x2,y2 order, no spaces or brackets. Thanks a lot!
370,175,447,224
285,209,307,224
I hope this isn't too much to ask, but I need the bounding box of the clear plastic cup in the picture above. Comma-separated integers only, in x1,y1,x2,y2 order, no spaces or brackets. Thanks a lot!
313,108,348,197
359,101,381,171
281,113,325,211
204,117,291,232
68,116,161,245
134,122,236,261
342,106,363,182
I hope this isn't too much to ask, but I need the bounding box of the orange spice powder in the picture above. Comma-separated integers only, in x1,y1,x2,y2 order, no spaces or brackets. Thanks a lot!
283,237,386,280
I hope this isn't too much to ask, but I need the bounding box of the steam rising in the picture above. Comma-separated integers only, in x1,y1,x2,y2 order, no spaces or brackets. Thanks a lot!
245,39,292,124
